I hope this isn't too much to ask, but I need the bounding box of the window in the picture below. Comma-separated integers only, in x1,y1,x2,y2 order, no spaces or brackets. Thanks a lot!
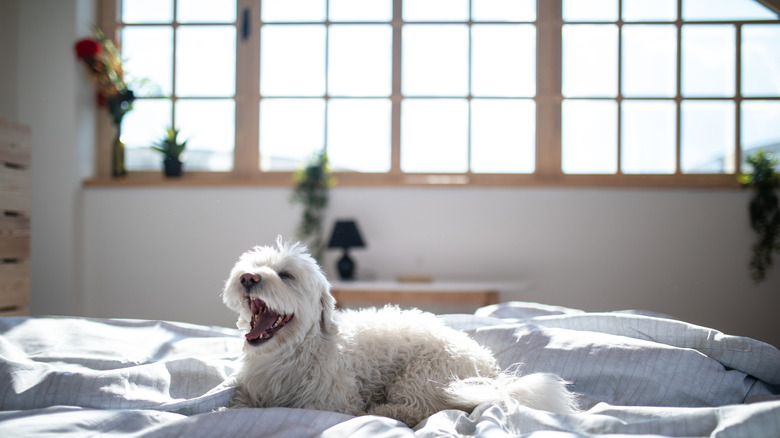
116,0,237,172
561,0,780,181
96,0,780,186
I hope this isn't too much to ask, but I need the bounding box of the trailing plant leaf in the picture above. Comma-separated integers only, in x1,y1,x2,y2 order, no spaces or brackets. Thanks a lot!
739,150,780,283
291,150,334,263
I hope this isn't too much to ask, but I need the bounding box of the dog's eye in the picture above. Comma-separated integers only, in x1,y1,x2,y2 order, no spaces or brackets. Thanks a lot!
278,271,295,281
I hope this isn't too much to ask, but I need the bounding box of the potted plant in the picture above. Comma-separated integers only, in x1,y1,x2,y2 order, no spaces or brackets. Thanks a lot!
738,150,780,283
151,127,187,177
291,150,334,263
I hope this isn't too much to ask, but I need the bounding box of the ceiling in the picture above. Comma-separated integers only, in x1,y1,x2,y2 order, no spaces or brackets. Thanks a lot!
757,0,780,14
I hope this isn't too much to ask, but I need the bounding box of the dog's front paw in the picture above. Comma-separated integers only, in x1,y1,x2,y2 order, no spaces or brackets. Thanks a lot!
228,387,253,409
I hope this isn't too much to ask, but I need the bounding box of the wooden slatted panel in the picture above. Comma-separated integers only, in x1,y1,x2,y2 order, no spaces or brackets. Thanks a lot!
0,119,32,167
0,118,31,316
0,309,30,316
0,165,30,214
0,264,30,311
0,119,31,215
0,215,31,259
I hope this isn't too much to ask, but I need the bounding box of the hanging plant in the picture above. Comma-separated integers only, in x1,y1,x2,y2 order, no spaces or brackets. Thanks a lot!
291,150,335,263
738,150,780,283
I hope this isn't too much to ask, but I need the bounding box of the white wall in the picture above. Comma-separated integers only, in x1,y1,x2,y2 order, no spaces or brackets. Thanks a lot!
81,186,780,348
8,1,780,349
11,0,96,318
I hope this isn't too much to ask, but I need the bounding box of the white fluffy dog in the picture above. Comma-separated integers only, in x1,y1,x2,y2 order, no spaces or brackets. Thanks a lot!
223,238,577,427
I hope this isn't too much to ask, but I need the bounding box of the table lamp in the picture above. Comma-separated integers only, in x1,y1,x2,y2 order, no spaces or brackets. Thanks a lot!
327,220,365,280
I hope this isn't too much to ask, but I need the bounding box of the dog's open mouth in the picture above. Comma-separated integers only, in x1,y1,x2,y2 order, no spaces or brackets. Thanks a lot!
245,298,294,345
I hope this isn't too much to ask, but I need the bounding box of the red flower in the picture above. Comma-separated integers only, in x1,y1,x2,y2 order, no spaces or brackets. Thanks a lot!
74,39,101,59
96,91,107,108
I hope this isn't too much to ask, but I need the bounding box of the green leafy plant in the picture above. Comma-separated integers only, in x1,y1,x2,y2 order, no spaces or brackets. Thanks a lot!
151,127,187,160
291,150,335,262
738,150,780,283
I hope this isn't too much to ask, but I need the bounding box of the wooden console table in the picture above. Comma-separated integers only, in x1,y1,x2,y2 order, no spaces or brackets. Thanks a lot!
330,281,527,309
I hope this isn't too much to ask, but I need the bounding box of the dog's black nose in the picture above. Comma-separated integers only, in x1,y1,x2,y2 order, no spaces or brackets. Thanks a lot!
240,273,261,289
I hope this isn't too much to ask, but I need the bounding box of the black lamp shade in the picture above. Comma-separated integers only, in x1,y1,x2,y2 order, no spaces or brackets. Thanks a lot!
327,220,365,249
327,220,365,280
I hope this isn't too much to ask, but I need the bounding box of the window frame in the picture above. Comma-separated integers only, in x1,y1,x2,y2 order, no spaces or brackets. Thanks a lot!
90,0,779,188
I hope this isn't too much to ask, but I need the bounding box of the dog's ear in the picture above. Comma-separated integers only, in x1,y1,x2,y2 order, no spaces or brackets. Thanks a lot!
319,289,337,336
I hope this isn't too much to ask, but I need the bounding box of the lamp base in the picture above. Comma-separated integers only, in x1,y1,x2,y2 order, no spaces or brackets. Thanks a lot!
337,251,356,280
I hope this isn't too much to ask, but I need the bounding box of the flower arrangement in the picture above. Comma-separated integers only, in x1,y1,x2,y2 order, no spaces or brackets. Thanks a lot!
74,26,135,177
74,27,135,124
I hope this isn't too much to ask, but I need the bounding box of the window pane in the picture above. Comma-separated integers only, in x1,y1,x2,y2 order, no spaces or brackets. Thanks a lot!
121,26,172,97
562,25,617,97
123,99,172,170
403,0,469,21
471,25,535,97
563,0,618,22
260,99,325,171
682,25,735,97
122,0,173,23
471,99,535,173
681,101,735,173
472,0,536,22
401,99,468,173
328,99,391,172
622,25,676,97
403,25,469,97
176,26,236,97
742,101,780,171
262,0,325,22
622,100,676,174
178,0,236,23
176,99,235,171
261,25,325,96
622,0,677,22
683,0,778,21
330,0,392,22
562,100,617,174
329,25,392,97
742,25,780,97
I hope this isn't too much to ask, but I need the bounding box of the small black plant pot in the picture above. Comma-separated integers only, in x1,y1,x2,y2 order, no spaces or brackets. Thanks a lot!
163,157,183,177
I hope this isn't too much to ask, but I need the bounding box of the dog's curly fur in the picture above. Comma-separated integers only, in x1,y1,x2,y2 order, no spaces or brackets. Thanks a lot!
223,237,577,427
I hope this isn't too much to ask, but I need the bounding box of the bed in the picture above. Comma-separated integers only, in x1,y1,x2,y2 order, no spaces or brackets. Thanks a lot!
1,301,779,437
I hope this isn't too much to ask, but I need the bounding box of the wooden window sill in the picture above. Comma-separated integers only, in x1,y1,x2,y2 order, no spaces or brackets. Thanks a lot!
83,171,743,189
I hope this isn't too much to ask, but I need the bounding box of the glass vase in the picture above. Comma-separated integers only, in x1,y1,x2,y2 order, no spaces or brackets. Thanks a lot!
112,125,127,178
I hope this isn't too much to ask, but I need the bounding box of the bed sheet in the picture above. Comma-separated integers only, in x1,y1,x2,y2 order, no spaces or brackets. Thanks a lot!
1,302,779,437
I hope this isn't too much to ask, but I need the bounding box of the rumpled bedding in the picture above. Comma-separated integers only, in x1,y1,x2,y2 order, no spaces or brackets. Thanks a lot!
1,301,778,437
